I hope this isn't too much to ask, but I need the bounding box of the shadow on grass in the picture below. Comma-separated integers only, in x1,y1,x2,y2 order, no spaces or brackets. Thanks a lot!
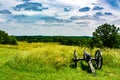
69,59,78,68
80,62,92,73
70,61,92,73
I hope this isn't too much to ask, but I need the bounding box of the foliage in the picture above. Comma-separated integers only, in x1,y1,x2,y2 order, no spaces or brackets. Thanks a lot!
92,23,120,48
0,30,17,45
0,42,120,80
15,36,92,47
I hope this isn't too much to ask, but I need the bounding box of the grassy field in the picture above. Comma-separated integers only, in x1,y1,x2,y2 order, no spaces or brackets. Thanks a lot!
0,42,120,80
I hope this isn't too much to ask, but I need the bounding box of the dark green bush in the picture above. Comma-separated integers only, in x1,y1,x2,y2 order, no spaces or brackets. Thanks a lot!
0,30,17,45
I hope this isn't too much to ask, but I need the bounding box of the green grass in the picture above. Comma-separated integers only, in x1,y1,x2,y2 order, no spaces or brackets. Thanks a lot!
0,42,120,80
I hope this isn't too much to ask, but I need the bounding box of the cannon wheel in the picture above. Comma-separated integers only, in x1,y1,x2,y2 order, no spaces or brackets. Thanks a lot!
95,50,103,69
73,50,78,67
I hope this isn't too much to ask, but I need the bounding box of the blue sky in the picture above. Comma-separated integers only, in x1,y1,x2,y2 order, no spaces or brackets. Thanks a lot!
0,0,120,36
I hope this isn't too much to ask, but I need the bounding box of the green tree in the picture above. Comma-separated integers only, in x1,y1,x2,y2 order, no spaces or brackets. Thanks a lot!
8,36,18,45
0,30,9,44
0,30,17,45
92,23,120,48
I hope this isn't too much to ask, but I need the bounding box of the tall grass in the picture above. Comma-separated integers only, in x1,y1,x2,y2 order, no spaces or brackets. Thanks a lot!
6,42,81,72
0,42,120,80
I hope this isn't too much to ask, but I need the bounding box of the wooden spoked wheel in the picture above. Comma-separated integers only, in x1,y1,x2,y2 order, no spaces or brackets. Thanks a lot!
95,50,103,69
73,50,78,67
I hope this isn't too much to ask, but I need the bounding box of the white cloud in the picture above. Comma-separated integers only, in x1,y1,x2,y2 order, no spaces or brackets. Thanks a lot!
0,0,22,10
0,0,120,36
51,0,97,8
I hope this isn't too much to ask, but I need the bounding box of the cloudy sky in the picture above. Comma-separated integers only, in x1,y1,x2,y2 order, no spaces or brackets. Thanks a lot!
0,0,120,36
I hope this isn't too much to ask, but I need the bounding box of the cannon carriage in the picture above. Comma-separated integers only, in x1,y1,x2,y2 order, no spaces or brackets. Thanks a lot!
73,50,103,73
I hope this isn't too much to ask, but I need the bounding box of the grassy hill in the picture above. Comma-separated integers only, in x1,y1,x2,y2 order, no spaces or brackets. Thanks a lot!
0,42,120,80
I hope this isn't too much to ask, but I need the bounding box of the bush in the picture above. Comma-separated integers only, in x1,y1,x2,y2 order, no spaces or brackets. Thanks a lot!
8,36,18,45
0,30,17,45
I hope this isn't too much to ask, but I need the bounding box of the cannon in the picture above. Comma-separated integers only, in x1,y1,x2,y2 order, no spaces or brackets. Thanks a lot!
73,50,103,73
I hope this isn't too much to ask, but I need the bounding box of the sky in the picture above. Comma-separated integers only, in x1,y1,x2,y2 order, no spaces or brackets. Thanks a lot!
0,0,120,36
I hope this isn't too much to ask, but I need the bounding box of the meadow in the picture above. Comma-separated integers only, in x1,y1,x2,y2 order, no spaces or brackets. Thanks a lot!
0,42,120,80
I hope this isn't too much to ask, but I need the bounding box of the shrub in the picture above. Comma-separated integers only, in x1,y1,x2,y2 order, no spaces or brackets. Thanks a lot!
0,30,17,45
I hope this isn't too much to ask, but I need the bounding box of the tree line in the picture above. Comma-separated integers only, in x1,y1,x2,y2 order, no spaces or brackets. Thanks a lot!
0,23,120,48
15,36,92,47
